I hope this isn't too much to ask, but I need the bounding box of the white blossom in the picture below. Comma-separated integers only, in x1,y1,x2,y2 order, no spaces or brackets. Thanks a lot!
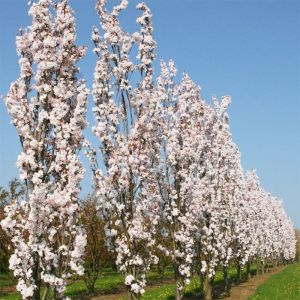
1,1,88,298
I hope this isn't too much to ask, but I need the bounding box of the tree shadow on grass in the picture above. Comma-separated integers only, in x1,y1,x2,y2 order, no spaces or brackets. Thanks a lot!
171,269,258,300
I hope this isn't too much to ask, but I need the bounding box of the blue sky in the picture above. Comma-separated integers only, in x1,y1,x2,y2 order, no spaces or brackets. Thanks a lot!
0,0,299,227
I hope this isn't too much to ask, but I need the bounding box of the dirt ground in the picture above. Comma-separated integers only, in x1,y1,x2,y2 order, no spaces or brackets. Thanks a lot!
221,266,286,300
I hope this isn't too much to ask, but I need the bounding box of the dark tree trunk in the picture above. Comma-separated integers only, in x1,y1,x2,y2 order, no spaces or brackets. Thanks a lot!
236,263,242,284
32,253,41,300
246,262,251,279
223,265,229,292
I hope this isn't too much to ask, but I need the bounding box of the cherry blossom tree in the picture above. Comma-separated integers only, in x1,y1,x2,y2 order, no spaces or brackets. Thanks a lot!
218,137,245,286
87,1,161,298
1,0,88,299
267,196,295,266
192,96,239,300
87,1,297,297
1,1,296,300
244,171,296,273
232,182,256,280
155,60,216,300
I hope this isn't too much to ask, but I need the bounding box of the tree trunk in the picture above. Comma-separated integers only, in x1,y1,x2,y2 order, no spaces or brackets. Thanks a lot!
86,274,97,294
223,265,229,292
199,273,204,294
32,253,41,300
175,269,183,300
236,263,241,284
176,283,183,300
246,262,251,279
261,262,265,274
87,284,95,294
204,271,212,300
256,257,260,275
33,288,41,300
127,289,133,300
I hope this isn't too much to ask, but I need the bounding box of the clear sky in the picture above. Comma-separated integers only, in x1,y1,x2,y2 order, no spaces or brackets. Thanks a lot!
0,0,299,227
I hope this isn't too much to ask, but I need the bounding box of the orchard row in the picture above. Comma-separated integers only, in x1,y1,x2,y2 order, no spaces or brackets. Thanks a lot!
1,1,296,300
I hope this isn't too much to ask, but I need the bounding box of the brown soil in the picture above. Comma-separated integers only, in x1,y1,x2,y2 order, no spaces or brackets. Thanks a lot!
0,286,16,296
220,266,286,300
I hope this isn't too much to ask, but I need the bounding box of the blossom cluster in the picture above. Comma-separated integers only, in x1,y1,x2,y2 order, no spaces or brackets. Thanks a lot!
1,1,296,300
88,1,296,299
1,0,88,298
241,171,296,265
89,0,162,298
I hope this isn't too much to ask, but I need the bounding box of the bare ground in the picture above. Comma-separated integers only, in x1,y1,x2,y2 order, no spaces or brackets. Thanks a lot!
0,286,16,296
220,266,286,300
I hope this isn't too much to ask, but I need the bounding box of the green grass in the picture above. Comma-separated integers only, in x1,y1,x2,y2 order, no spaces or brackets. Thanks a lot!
67,269,174,298
120,265,258,300
0,273,14,289
66,270,124,297
0,292,20,300
139,275,205,300
0,272,19,300
0,266,252,300
138,267,239,300
0,268,174,300
248,263,300,300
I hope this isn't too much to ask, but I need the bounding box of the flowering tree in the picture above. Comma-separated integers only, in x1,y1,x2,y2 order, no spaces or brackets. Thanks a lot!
192,96,239,300
279,211,296,263
232,182,256,280
88,1,161,298
275,198,295,263
1,0,88,298
267,196,295,266
217,136,245,286
0,1,297,300
245,171,296,273
155,61,209,300
246,171,278,273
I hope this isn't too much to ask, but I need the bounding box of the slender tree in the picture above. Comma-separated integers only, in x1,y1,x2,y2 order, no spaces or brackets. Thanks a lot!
245,170,296,273
156,61,208,300
88,1,161,298
81,195,114,293
193,96,237,300
1,0,88,298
